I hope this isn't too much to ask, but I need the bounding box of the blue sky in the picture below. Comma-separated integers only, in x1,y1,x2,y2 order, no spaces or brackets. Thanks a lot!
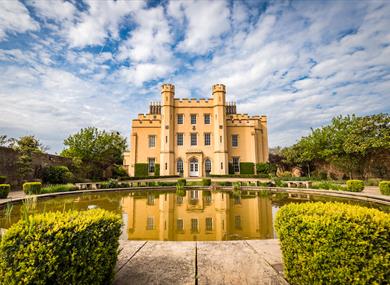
0,0,389,154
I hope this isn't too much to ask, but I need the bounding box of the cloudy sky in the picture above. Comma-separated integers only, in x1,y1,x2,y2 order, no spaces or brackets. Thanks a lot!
0,0,389,154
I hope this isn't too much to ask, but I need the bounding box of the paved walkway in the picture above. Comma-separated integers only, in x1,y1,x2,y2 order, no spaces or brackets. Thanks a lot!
114,240,287,285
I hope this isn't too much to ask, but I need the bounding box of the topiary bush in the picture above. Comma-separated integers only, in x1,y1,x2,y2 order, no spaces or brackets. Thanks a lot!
0,209,121,285
42,165,74,184
202,178,211,186
134,163,149,177
346,179,364,192
240,162,255,174
0,184,10,198
23,182,42,195
275,202,390,285
379,181,390,196
0,176,6,183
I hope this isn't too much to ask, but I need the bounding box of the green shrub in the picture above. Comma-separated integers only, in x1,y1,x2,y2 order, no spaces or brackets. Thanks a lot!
177,178,186,186
256,163,276,174
379,181,390,195
112,164,128,178
240,162,255,174
42,165,74,184
201,178,211,186
366,178,381,186
0,184,10,198
154,164,160,176
41,184,76,194
0,176,6,183
0,209,121,284
134,163,149,177
278,171,292,177
275,202,390,285
346,179,364,192
23,182,42,195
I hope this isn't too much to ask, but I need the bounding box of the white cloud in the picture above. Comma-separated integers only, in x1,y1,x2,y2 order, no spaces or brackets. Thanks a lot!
0,0,39,40
30,0,76,22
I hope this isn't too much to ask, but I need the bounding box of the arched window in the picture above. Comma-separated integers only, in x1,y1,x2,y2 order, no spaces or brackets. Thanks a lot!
205,159,211,175
177,159,183,174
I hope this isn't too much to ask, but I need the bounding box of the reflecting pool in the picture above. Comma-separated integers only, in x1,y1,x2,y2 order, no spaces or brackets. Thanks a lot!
0,189,388,241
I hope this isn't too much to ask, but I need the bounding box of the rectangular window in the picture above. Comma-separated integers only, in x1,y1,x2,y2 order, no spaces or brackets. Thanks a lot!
177,133,183,146
177,114,184,124
148,158,155,173
191,218,198,232
147,217,154,230
191,133,197,146
235,216,241,229
204,133,211,146
190,190,199,200
233,157,240,173
232,134,238,147
148,135,156,148
191,114,196,124
206,217,213,231
177,219,184,231
147,194,154,205
204,114,211,124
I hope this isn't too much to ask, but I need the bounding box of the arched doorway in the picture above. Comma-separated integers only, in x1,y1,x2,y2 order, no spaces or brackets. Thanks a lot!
189,158,199,177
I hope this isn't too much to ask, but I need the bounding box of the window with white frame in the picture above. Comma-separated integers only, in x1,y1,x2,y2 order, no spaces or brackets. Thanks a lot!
190,133,197,146
148,158,155,173
232,134,238,147
190,114,196,124
177,114,184,124
177,159,183,173
206,217,213,231
177,219,184,231
147,217,154,230
204,114,211,124
204,133,211,146
191,218,198,232
148,135,156,148
177,133,183,146
232,157,240,173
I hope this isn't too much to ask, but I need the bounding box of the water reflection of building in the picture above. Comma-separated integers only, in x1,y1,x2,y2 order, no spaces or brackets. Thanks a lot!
121,191,274,241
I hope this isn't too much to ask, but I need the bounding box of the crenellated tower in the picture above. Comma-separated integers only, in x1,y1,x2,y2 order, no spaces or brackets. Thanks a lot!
160,83,175,175
212,84,228,174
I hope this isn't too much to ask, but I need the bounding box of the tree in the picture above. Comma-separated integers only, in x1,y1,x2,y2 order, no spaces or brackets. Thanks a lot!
61,127,127,179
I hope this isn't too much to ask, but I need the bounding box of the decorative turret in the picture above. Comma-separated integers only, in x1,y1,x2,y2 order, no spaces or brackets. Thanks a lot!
160,83,175,175
161,83,175,106
212,84,226,105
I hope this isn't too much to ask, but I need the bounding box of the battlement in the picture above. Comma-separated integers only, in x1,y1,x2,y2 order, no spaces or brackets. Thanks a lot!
161,83,175,93
174,98,214,107
212,84,226,94
136,113,161,120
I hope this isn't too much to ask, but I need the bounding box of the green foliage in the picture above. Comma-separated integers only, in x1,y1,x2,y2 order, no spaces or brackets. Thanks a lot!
256,163,277,174
23,182,42,195
61,127,127,180
112,164,128,178
209,174,269,178
42,165,74,184
240,162,255,174
346,180,364,192
134,163,149,177
366,178,381,186
0,209,122,284
41,184,76,194
379,181,390,195
176,184,186,197
100,179,129,189
12,135,47,153
217,181,232,186
177,178,186,186
278,171,292,177
0,176,6,183
275,202,390,285
154,164,160,176
0,184,10,198
202,178,211,186
311,181,346,191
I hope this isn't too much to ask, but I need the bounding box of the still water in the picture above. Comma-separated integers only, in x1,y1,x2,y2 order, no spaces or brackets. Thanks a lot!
0,189,388,241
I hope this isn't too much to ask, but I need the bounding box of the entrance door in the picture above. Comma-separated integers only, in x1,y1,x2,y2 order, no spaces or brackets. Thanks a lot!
189,158,199,177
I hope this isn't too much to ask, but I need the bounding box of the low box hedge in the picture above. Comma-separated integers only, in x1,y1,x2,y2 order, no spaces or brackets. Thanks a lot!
240,162,255,174
275,202,390,284
346,179,364,192
0,209,122,284
177,178,186,186
202,178,211,186
379,181,390,195
0,184,10,198
23,182,42,195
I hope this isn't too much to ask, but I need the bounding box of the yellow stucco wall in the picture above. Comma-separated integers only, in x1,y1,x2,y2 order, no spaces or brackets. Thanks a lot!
123,84,268,177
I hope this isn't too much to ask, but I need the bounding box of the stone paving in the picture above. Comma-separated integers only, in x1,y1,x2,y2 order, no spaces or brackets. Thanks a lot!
114,240,288,285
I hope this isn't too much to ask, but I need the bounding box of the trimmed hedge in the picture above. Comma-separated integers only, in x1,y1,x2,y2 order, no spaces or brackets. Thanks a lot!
41,184,77,194
379,181,390,195
23,182,42,195
0,184,10,198
202,178,211,186
177,178,186,186
154,163,160,176
275,202,390,285
209,174,269,178
346,179,364,192
240,162,255,174
42,165,74,184
0,176,6,183
0,209,121,284
256,163,276,174
134,163,149,177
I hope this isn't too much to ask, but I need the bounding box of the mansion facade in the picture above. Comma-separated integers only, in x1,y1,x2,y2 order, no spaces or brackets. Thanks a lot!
123,84,268,177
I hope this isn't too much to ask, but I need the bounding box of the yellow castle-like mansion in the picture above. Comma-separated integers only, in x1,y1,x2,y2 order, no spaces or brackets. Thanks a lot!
123,84,268,177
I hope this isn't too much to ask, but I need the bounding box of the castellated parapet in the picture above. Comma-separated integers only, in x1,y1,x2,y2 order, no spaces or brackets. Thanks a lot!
123,83,269,177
